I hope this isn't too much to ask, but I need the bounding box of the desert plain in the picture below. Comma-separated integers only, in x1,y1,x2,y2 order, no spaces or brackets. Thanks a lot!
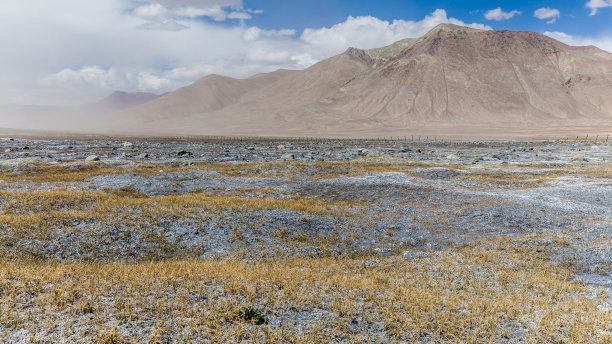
0,136,609,343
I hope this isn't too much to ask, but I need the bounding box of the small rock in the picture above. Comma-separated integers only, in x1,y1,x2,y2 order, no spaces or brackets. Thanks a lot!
85,155,100,161
177,150,193,157
136,153,149,159
276,145,285,149
4,148,11,153
122,142,134,148
280,153,294,160
446,154,459,160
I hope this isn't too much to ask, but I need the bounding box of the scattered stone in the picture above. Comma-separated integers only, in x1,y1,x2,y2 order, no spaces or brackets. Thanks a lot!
177,150,193,157
280,153,294,160
277,145,285,149
85,155,100,161
122,142,134,148
136,153,149,159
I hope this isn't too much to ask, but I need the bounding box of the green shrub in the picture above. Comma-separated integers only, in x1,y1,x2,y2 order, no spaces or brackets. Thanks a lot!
238,306,268,325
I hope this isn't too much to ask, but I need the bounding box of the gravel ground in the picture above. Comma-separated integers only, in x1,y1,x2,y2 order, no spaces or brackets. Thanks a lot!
0,137,610,342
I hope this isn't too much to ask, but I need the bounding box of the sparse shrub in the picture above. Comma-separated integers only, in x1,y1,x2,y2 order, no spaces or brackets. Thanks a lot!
81,301,95,314
238,306,268,325
97,333,125,344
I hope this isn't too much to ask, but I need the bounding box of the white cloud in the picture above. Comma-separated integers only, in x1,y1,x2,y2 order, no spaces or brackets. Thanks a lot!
484,7,522,21
153,0,242,7
534,7,561,24
132,0,258,30
138,73,173,92
544,31,612,53
134,4,231,23
301,9,491,59
228,12,252,20
138,20,189,31
242,27,296,41
41,66,128,89
586,0,612,15
133,4,168,19
174,5,228,20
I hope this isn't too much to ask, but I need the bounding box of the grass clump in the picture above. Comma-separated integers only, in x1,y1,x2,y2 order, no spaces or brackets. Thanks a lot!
97,333,127,344
238,306,268,325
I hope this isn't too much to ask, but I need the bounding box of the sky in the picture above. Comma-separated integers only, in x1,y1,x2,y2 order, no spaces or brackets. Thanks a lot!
1,0,611,106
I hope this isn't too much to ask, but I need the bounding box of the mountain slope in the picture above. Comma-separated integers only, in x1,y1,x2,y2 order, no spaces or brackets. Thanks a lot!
123,24,612,136
126,69,297,122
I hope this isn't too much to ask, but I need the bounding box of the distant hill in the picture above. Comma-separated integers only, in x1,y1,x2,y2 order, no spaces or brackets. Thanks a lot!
96,91,163,110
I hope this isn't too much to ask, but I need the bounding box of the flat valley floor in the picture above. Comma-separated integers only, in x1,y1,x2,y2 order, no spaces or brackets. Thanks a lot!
0,137,610,343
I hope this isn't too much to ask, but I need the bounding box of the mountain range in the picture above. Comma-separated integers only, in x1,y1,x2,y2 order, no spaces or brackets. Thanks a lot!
3,24,612,138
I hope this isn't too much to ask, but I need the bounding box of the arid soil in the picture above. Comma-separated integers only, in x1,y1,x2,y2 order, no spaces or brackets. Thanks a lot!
0,137,610,343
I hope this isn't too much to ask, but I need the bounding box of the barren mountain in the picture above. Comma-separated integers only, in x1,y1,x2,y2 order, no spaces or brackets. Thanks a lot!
130,69,297,122
3,24,612,138
119,24,612,137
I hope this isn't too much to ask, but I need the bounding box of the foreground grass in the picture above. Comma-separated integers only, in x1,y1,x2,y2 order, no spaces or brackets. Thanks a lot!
1,159,609,191
0,158,610,342
0,241,609,343
0,190,355,240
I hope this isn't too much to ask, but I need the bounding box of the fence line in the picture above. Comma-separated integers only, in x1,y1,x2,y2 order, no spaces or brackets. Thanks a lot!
5,133,612,143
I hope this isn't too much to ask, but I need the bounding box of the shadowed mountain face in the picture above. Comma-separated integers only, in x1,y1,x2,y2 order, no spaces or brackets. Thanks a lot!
3,24,612,137
119,24,612,137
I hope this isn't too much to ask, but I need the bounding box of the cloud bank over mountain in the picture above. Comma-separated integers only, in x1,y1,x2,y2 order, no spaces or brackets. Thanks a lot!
0,1,610,106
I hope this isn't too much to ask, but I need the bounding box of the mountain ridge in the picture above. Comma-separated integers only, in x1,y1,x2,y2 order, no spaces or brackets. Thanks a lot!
3,24,612,138
116,24,612,136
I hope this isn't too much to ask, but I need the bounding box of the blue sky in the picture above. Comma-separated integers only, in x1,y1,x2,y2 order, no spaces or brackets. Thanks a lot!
1,0,611,105
244,1,612,37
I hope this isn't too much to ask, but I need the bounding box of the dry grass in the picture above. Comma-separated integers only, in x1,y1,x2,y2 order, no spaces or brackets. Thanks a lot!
1,158,610,342
0,190,358,244
0,240,609,343
1,159,609,190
